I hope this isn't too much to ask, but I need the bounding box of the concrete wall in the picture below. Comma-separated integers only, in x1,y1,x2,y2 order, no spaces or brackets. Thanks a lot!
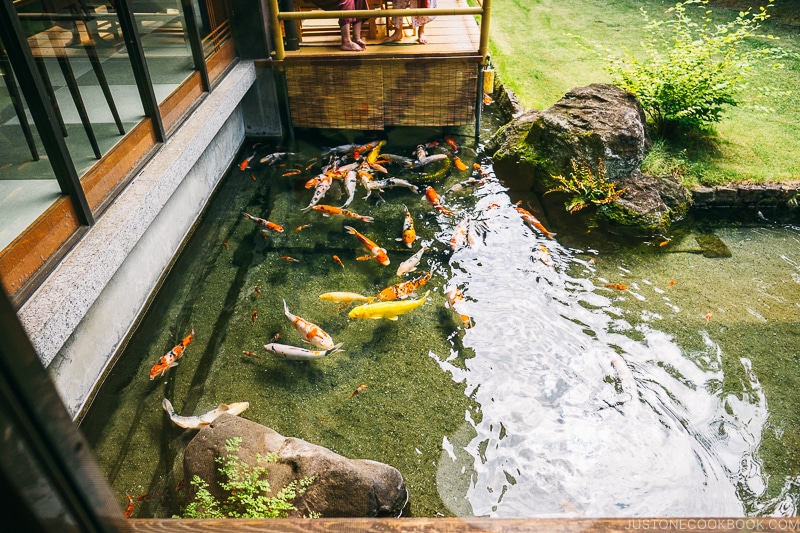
17,61,257,419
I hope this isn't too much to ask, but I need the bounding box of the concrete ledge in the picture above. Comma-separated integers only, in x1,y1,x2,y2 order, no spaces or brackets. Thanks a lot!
690,183,800,209
18,60,256,417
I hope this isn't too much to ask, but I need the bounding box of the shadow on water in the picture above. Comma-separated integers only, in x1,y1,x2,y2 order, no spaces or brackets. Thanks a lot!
80,121,800,518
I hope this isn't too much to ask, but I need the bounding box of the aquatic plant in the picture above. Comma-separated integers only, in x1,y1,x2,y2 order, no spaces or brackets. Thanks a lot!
179,437,316,519
606,0,787,138
546,159,625,214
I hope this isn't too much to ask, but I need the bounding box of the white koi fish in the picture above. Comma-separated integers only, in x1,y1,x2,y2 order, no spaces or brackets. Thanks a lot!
341,170,357,207
283,299,335,349
396,246,427,276
304,174,332,210
264,341,344,360
162,398,249,430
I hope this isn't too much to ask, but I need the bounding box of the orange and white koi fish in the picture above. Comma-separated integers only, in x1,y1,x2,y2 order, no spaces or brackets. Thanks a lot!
295,224,313,232
243,212,285,233
254,285,262,297
162,398,249,430
539,244,553,267
332,255,344,268
515,204,555,239
319,292,374,304
124,495,134,519
304,173,332,209
264,341,344,361
308,204,374,223
259,151,294,166
150,330,194,380
365,178,419,195
344,226,390,266
283,300,335,349
425,186,454,216
605,283,628,291
397,205,416,249
281,255,300,262
396,246,427,276
239,154,254,171
445,287,473,328
349,384,367,399
451,216,470,251
376,271,431,301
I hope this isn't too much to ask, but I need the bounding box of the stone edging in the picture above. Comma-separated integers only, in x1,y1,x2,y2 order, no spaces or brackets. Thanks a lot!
690,183,800,209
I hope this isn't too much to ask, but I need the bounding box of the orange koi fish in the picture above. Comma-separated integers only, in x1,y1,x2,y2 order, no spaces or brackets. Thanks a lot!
604,283,628,291
333,255,344,268
222,241,229,250
251,175,257,181
295,224,312,232
659,239,671,247
452,155,467,171
305,158,318,171
349,384,367,399
239,154,254,171
669,279,675,287
251,309,258,324
242,350,260,358
254,285,262,297
243,212,285,233
483,94,493,105
305,175,323,189
705,311,713,323
539,244,553,267
124,495,134,519
282,169,302,177
344,226,390,266
397,205,416,249
149,330,194,380
515,203,555,239
308,204,374,223
283,300,335,349
376,271,431,301
281,256,300,262
425,186,454,216
444,135,459,152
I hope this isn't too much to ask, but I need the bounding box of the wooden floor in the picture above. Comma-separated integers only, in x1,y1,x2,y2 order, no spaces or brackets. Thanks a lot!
284,0,481,59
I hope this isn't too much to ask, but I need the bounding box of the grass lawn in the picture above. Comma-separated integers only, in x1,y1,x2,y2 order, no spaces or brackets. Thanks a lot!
485,0,800,186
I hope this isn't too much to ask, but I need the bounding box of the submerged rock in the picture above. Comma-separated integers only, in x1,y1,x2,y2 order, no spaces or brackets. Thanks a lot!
487,83,692,236
183,414,408,517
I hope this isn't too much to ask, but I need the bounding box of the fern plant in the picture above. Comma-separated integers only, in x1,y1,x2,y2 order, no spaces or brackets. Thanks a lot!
546,159,625,214
179,437,316,519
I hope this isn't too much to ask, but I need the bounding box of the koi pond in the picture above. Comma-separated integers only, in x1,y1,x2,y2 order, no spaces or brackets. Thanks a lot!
80,124,800,518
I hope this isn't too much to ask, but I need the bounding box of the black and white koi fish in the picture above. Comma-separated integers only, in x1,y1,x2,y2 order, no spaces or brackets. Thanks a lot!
365,178,420,195
162,398,249,430
263,341,344,360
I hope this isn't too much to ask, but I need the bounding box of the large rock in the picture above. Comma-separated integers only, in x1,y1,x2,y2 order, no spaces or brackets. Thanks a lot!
183,414,407,518
487,83,691,235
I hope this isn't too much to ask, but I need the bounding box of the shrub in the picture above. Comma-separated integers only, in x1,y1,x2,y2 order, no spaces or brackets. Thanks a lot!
546,159,625,214
606,0,786,138
178,437,316,519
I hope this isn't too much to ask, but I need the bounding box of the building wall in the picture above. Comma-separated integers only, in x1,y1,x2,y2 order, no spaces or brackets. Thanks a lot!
18,61,258,419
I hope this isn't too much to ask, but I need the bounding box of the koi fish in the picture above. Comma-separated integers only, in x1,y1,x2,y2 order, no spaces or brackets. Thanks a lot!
295,224,313,232
332,255,345,268
705,311,713,323
539,244,553,267
124,495,134,518
515,204,555,239
223,241,229,250
239,154,254,171
445,177,484,196
452,155,468,171
396,246,427,276
308,204,374,223
242,350,260,358
254,285,261,297
341,170,358,207
162,398,249,430
425,186,454,216
445,287,473,329
264,341,344,360
319,292,374,304
397,205,416,249
367,140,387,164
605,283,628,291
251,175,257,181
444,135,459,152
348,290,430,321
365,178,420,195
659,239,671,247
376,271,431,301
149,330,194,380
259,151,294,166
251,309,258,324
669,279,675,287
349,384,367,399
282,169,302,177
281,256,300,262
283,300,335,349
242,212,285,233
451,216,470,251
483,94,493,105
344,226,390,266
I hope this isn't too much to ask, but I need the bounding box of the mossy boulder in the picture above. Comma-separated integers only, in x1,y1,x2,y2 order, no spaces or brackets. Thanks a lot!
487,83,692,236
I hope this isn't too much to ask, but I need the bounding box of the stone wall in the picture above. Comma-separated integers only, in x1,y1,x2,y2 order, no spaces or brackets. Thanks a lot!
690,184,800,209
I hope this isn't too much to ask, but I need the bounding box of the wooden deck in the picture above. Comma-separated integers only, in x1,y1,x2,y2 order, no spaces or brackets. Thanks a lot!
271,0,486,130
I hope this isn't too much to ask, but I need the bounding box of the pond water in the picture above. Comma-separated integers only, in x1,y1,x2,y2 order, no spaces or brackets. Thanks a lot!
80,122,800,519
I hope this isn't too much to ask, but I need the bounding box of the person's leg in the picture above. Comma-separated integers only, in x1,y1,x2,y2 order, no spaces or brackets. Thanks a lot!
353,20,366,49
417,23,426,43
382,16,403,42
340,22,363,51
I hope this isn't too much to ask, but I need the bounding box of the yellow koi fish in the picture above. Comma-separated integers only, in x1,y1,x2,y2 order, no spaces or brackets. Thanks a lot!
319,292,375,304
348,290,430,321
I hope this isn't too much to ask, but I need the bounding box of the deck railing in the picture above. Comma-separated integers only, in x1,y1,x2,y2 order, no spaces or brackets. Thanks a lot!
266,0,491,61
